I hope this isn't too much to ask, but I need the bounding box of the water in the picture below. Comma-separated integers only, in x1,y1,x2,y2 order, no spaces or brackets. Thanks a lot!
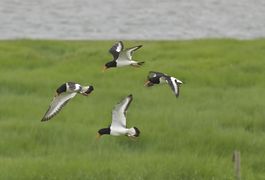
0,0,265,40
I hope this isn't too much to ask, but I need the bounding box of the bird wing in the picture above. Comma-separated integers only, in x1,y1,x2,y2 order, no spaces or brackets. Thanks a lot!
148,71,165,79
109,41,124,60
166,77,181,97
111,94,133,128
120,45,142,60
41,92,77,121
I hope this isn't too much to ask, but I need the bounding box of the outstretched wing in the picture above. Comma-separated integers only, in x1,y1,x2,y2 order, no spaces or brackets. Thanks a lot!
111,94,133,128
166,77,182,97
41,92,77,121
122,45,142,60
109,41,124,60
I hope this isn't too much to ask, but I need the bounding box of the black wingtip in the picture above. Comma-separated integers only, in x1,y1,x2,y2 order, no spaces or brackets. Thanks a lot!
128,94,133,98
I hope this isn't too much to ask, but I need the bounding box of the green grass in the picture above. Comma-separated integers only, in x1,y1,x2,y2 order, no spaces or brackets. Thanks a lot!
0,39,265,180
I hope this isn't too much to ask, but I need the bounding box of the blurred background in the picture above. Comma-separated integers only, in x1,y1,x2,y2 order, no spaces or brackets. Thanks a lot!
0,0,265,40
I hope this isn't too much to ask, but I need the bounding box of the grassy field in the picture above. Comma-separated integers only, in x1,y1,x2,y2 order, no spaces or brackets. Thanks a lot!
0,39,265,180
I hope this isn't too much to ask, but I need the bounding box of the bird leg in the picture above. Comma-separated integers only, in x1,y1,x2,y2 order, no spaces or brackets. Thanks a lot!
80,92,89,96
131,64,140,68
127,136,137,141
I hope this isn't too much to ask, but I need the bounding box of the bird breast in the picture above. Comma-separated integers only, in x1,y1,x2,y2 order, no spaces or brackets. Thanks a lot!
117,60,135,67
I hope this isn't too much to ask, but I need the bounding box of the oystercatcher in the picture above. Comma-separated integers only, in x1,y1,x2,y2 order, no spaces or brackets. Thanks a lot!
145,71,183,97
97,94,140,139
104,41,144,70
41,82,94,121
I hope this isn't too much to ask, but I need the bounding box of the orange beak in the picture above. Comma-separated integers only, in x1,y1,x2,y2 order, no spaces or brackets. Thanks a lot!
102,66,107,72
144,80,150,86
96,133,101,140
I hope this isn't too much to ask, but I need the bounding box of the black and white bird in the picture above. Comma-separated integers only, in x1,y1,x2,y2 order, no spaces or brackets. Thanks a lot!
145,71,183,97
97,94,140,139
104,41,144,70
41,82,94,122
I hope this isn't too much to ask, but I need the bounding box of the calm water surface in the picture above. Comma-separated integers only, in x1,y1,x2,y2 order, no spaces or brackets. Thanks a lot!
0,0,265,40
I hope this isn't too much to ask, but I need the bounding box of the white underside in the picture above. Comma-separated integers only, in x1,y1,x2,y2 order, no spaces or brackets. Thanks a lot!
117,59,137,67
110,126,128,136
110,126,136,136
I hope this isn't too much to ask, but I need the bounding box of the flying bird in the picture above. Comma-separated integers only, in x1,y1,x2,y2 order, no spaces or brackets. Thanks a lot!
41,82,94,122
97,94,140,139
104,41,144,70
145,71,183,97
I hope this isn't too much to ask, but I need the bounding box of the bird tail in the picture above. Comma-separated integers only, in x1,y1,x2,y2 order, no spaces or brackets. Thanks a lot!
137,61,145,66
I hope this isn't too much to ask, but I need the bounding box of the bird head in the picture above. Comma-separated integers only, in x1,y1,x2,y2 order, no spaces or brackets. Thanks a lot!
103,61,116,71
81,85,94,96
97,128,111,139
144,76,160,87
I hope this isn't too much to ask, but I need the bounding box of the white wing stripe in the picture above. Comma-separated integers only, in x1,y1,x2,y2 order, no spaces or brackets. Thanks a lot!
116,42,122,52
171,77,178,94
41,92,77,121
126,46,141,60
